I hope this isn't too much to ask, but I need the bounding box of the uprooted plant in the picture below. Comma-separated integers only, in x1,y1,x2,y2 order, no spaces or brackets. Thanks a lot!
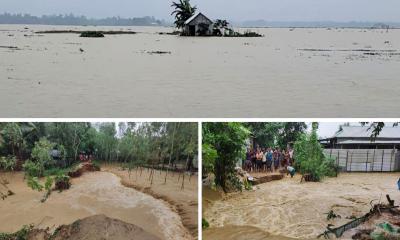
27,173,70,203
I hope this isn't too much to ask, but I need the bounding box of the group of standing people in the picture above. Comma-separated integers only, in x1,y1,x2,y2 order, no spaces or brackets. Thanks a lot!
244,147,294,173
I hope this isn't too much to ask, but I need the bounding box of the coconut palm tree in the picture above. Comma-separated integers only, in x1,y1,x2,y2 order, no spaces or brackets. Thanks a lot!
171,0,197,29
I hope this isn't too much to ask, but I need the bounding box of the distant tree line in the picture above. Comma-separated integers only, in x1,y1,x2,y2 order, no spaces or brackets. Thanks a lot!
0,13,166,26
0,122,198,175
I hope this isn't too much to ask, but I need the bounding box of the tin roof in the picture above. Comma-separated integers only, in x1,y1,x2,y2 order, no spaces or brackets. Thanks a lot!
184,12,213,25
333,126,400,139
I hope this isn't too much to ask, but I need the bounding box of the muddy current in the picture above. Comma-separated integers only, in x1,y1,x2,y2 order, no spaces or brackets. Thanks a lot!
0,171,191,240
203,173,400,239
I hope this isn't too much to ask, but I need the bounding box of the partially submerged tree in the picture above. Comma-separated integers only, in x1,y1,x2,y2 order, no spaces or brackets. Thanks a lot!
171,0,197,29
213,19,230,36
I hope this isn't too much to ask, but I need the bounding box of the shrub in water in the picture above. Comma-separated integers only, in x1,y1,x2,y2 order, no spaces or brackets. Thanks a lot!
23,160,42,178
54,173,71,191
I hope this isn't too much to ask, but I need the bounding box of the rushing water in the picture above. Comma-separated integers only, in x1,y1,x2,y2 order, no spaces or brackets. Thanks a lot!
1,25,400,117
203,173,400,239
0,171,191,240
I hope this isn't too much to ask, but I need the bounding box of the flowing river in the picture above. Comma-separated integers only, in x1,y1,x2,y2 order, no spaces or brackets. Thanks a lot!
203,173,400,239
0,171,191,240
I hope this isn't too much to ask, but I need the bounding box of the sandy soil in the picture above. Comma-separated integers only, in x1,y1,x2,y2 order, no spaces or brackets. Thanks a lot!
0,171,191,240
203,173,400,240
1,25,399,117
26,214,161,240
103,165,198,239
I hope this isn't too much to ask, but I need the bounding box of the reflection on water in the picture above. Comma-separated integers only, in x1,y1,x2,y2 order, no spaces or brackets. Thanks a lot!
0,171,190,240
203,173,400,239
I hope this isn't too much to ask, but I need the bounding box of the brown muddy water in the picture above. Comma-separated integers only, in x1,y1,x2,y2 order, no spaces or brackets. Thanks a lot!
0,171,191,240
203,173,400,240
1,25,400,117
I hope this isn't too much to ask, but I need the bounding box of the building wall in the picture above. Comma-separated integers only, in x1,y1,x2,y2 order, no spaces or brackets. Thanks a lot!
324,148,400,172
184,14,213,36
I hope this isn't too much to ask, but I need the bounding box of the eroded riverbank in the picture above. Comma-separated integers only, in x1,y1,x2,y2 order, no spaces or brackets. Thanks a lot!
104,165,198,239
0,171,191,240
203,173,400,239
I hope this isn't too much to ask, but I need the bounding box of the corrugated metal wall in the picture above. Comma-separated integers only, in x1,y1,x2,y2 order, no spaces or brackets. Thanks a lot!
324,149,400,172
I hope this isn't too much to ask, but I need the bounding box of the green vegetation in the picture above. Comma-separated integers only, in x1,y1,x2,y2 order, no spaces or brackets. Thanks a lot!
26,176,54,202
294,123,336,182
203,122,341,192
0,225,34,240
0,122,197,178
171,0,197,29
54,173,71,191
203,123,250,192
0,156,16,171
79,31,105,38
202,218,210,229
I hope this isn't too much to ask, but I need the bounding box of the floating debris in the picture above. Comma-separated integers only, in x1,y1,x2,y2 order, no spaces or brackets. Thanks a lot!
80,31,105,38
36,30,137,35
0,46,20,50
147,51,172,55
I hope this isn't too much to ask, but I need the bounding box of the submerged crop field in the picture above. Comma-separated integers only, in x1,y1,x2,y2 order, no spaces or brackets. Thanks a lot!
1,25,399,117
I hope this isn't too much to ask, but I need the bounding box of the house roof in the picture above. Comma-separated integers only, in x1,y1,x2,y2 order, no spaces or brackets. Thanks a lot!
333,126,400,139
184,12,213,25
337,140,400,144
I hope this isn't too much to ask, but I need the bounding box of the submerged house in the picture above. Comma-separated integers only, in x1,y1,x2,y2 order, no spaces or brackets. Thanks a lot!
319,126,400,172
183,12,213,36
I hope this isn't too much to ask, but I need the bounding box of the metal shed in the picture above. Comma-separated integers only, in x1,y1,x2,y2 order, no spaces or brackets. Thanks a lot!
320,126,400,172
183,12,213,36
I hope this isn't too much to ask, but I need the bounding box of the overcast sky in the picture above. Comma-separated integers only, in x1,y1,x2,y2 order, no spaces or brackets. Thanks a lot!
1,0,400,22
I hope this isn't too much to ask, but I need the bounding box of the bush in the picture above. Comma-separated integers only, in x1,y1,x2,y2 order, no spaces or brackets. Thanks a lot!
92,161,101,171
43,167,66,177
202,218,210,229
27,177,43,192
0,224,34,240
54,173,71,191
22,160,42,177
80,31,105,38
0,156,17,171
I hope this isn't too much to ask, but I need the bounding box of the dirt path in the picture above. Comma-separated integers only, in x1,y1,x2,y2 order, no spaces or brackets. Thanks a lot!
103,165,198,239
0,171,191,240
203,173,400,239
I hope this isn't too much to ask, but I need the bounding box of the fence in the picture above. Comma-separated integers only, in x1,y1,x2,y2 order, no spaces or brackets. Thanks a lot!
324,148,400,172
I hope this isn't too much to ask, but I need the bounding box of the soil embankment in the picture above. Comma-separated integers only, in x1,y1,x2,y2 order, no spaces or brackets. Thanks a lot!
26,214,161,240
104,165,198,239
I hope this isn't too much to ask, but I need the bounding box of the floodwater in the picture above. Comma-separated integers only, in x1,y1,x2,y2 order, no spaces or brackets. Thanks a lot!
0,171,191,240
1,25,400,117
203,173,400,240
